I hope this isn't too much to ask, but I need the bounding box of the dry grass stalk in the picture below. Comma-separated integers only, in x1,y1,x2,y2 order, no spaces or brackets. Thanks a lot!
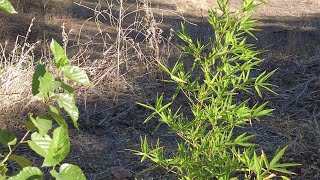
71,0,177,107
0,18,41,129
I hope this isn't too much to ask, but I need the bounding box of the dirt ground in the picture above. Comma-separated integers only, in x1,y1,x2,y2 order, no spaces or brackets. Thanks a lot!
1,0,320,179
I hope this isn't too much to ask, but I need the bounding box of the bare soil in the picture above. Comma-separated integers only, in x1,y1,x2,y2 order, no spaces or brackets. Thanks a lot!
1,0,320,179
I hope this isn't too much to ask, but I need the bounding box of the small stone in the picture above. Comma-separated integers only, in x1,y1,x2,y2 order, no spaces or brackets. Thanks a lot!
111,167,134,180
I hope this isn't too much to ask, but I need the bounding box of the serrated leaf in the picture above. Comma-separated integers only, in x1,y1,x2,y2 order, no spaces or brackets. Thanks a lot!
50,163,86,180
32,64,46,96
23,119,38,132
8,167,43,180
57,93,79,128
62,65,91,86
43,127,70,167
35,71,58,100
30,115,52,136
0,0,17,13
0,130,16,147
50,39,70,68
27,132,52,158
48,105,68,128
8,154,32,168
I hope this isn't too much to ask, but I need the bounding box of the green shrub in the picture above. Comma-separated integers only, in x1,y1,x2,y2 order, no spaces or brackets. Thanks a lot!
0,38,91,179
134,0,299,179
0,1,91,179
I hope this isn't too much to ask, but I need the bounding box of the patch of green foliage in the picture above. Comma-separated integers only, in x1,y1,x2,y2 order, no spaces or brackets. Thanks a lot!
0,2,91,178
134,0,300,179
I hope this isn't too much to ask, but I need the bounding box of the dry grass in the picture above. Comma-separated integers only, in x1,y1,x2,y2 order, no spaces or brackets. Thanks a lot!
67,0,178,109
0,19,38,130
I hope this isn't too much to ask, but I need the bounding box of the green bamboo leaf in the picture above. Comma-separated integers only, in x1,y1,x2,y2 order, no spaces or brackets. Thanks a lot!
8,167,43,180
0,0,17,13
253,102,274,117
270,167,295,175
171,75,187,84
43,127,70,167
27,132,52,158
48,105,68,128
270,146,287,167
50,163,86,180
57,93,79,128
0,130,16,147
255,85,262,98
50,39,70,68
157,62,171,75
62,65,91,86
261,150,269,169
253,151,262,176
272,163,301,168
8,154,32,168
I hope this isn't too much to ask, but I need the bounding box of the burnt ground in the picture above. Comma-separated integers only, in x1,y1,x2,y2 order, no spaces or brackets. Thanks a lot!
1,0,320,179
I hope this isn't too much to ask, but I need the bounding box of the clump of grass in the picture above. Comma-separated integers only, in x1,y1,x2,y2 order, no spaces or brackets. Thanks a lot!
0,18,40,129
69,0,178,120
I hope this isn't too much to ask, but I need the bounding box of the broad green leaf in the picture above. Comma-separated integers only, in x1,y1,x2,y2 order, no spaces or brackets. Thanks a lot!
27,132,52,158
62,65,91,86
23,119,38,132
32,64,46,96
0,130,16,147
50,163,86,180
56,80,75,94
50,39,70,68
8,167,43,180
57,93,79,128
7,138,17,146
30,115,52,136
35,71,58,100
43,126,70,167
0,0,17,13
8,154,32,168
48,105,68,128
